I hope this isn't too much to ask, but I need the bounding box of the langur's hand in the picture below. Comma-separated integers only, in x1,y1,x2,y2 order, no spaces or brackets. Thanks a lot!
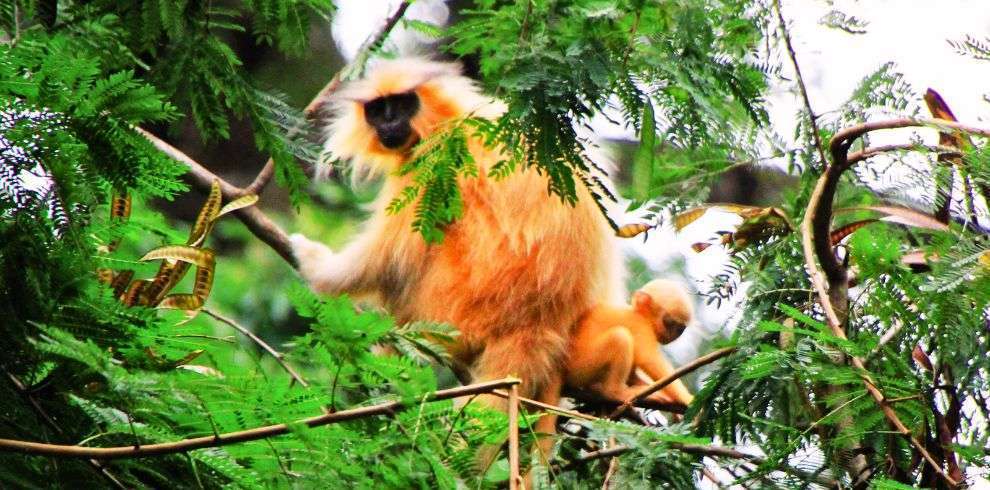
290,233,334,286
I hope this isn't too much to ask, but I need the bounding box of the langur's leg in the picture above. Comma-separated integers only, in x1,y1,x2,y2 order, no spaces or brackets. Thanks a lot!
582,327,643,402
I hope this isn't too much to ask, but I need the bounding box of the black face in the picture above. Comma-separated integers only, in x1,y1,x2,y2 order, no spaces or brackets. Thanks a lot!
660,314,687,343
363,92,420,149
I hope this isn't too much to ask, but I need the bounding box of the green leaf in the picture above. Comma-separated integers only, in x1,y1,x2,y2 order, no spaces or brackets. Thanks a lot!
632,100,657,199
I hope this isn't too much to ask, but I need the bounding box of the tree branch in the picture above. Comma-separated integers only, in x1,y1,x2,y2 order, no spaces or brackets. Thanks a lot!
136,127,298,268
608,346,737,419
241,1,413,196
800,116,990,488
3,370,126,488
138,1,416,269
773,0,829,171
0,378,519,460
202,308,309,388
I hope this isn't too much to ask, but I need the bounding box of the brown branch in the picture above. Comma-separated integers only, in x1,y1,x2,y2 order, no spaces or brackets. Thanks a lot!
608,346,737,419
773,0,829,171
202,308,309,388
241,1,412,196
138,2,417,268
136,127,298,268
4,370,126,489
0,378,519,460
800,116,990,488
508,384,522,490
847,144,961,166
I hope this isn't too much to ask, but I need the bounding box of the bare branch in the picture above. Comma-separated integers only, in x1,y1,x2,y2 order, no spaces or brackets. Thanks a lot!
608,346,737,419
0,378,520,460
202,308,309,388
773,0,829,170
136,127,298,268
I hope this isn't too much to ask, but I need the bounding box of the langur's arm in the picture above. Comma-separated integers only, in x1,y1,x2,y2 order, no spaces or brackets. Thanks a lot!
635,344,694,405
289,229,386,295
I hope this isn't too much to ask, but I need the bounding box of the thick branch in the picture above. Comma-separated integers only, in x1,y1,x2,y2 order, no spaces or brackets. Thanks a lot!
137,127,298,268
0,378,519,460
799,116,990,488
608,346,737,419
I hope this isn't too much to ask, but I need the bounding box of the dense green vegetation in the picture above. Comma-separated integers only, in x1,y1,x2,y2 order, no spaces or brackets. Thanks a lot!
2,0,990,488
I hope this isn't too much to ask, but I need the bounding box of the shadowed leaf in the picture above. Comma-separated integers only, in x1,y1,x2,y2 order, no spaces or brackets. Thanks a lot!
188,180,222,247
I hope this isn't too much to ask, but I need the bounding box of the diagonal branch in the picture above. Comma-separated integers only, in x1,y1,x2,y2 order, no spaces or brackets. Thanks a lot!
137,127,298,268
0,378,519,460
139,1,416,269
608,346,737,419
202,308,309,388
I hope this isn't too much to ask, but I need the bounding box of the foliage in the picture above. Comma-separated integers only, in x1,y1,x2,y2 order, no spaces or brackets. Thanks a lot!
3,0,990,488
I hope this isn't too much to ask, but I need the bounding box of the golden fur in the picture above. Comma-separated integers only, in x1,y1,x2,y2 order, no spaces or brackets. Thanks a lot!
292,58,623,399
565,279,695,406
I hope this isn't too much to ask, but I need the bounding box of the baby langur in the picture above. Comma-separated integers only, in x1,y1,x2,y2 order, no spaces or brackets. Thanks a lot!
566,279,695,407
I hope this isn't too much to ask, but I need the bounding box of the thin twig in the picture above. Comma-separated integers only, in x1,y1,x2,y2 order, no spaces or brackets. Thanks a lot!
847,144,961,166
241,0,413,196
4,370,127,489
609,346,737,419
601,437,620,490
773,0,829,170
559,442,839,487
490,390,598,421
202,308,309,388
508,384,522,490
0,378,520,460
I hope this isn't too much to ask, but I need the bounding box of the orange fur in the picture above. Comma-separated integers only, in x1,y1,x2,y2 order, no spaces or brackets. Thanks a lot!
566,279,695,406
292,58,623,402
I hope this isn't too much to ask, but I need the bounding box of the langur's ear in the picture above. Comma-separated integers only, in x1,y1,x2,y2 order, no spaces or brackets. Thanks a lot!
632,291,655,316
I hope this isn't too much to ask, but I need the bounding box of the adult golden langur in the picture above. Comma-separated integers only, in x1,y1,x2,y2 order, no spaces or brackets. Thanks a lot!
291,58,623,433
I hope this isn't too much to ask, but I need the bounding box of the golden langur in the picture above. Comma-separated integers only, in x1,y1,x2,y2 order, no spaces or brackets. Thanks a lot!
290,58,622,417
566,279,695,407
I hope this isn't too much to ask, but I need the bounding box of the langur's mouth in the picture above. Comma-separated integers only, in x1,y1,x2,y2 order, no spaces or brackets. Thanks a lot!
379,130,420,152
